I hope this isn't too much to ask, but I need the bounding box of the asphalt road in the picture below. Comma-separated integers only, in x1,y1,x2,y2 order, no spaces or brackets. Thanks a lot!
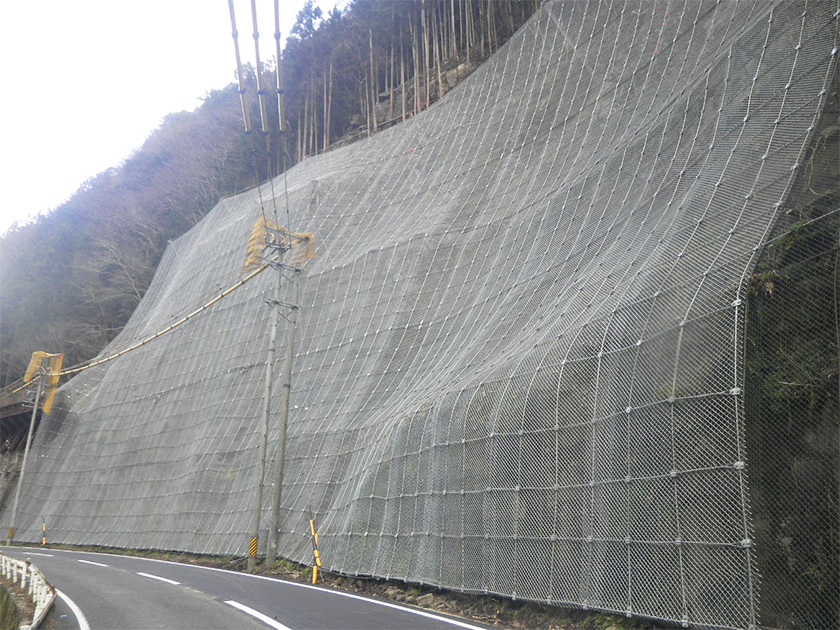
3,547,497,630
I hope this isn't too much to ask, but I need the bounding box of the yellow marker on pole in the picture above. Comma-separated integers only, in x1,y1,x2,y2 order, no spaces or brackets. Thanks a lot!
42,521,46,546
309,519,322,584
249,537,259,558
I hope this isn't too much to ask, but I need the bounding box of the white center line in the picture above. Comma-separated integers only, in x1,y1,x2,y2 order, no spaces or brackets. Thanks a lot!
57,589,91,630
225,600,293,630
77,559,109,567
136,571,180,585
129,554,492,630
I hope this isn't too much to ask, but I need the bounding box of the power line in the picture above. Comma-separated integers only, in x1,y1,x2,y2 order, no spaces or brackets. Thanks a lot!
0,261,271,400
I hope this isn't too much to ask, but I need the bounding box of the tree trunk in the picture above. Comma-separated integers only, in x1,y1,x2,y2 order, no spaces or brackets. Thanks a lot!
409,13,419,115
389,40,395,121
478,0,485,58
296,109,303,161
302,92,309,159
422,0,430,110
400,29,406,121
323,65,328,151
486,0,496,55
434,4,443,101
369,30,378,133
311,78,318,155
363,75,370,135
451,0,457,61
324,57,333,150
465,0,473,65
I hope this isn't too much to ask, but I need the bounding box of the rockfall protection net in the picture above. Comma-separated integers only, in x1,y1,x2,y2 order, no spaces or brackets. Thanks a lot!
3,2,838,628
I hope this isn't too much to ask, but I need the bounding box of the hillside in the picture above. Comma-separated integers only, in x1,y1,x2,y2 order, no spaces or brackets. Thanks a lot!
1,2,838,629
0,0,538,388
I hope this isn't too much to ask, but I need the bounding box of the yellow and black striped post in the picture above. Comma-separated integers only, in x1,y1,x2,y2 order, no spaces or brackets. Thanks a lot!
249,536,259,559
41,520,47,546
309,519,322,584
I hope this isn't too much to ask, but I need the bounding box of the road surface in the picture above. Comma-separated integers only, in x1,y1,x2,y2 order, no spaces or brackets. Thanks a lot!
3,547,498,630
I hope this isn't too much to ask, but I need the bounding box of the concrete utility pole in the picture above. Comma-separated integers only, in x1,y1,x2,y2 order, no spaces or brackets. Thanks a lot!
248,252,285,572
266,269,300,565
6,369,45,545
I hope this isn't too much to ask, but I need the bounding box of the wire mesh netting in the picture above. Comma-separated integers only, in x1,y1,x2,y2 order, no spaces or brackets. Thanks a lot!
2,2,838,628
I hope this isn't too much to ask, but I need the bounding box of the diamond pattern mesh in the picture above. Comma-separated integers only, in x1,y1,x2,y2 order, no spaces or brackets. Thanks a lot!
3,2,838,628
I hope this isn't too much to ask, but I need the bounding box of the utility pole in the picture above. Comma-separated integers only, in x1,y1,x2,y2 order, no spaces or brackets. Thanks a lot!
6,368,45,546
247,244,287,572
236,0,308,572
266,269,301,564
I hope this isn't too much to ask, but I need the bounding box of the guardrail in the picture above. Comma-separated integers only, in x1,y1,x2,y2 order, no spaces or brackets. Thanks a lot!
0,552,56,630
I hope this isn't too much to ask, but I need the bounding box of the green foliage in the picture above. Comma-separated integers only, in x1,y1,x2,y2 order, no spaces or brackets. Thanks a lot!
289,0,323,41
585,612,647,630
745,196,839,629
0,585,20,630
744,79,838,629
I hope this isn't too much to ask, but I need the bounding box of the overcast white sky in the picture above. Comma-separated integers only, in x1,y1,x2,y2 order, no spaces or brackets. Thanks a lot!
0,0,336,236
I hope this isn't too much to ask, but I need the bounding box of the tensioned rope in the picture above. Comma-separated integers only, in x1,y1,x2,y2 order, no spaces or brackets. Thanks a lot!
0,262,271,396
1,1,292,400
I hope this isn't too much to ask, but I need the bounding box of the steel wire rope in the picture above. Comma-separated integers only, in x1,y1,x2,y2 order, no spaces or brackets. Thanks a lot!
536,115,681,610
364,25,550,585
294,35,507,566
604,7,828,624
492,3,704,564
486,2,740,616
342,9,567,589
416,18,592,588
324,26,524,438
14,3,836,622
661,10,815,619
0,2,295,404
58,263,271,379
304,16,492,274
496,8,624,572
583,28,733,622
835,219,840,453
295,0,709,254
725,14,840,624
308,3,704,608
0,260,271,403
389,3,592,410
277,82,446,548
308,12,572,584
511,1,659,604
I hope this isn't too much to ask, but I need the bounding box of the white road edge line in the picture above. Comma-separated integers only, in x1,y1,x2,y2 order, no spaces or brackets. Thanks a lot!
273,586,490,630
136,571,180,585
29,548,490,630
57,588,91,630
225,600,294,630
25,552,54,557
77,559,109,567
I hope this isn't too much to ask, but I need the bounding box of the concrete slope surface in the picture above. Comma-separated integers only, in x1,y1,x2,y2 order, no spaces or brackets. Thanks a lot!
4,2,838,629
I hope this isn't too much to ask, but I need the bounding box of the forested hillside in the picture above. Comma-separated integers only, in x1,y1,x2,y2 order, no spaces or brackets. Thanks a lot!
0,0,538,388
